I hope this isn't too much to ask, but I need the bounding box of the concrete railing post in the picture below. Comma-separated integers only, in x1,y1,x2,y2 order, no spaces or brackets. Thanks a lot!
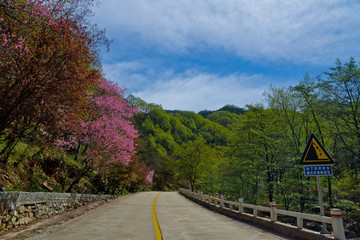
220,195,224,208
239,198,244,213
270,202,277,222
330,208,346,240
296,216,303,229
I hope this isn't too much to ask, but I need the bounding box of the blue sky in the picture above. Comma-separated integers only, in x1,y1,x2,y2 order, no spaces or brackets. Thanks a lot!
91,0,360,112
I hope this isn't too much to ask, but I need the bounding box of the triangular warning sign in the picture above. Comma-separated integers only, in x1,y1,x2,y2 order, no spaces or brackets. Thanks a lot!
299,133,335,165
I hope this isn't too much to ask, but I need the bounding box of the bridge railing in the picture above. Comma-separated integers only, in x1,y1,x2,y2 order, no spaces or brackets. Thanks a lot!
179,188,346,240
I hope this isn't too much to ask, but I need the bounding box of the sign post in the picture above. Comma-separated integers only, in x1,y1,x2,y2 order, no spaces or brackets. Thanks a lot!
299,133,334,234
316,176,325,219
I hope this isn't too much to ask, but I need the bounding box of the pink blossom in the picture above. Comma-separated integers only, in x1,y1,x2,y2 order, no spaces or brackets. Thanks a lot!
58,78,139,171
144,170,154,185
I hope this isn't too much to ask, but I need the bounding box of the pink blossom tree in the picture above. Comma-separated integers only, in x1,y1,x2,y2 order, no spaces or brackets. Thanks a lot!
59,78,140,192
101,159,154,194
144,169,154,185
0,0,101,163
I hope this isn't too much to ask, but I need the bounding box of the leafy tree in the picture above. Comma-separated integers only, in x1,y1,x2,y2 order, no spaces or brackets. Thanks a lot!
172,138,215,191
290,73,326,143
265,86,314,211
333,173,360,208
226,105,285,203
58,78,139,192
318,58,360,177
126,159,154,193
0,0,100,163
197,150,226,196
265,86,303,155
127,94,163,113
291,73,336,207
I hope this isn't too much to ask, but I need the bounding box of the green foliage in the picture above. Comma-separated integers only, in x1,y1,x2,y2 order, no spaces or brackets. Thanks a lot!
127,94,163,113
333,174,360,208
206,111,242,129
171,138,215,191
134,107,231,190
198,110,213,118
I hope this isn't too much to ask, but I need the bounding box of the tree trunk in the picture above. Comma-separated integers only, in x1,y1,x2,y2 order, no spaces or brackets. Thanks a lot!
66,167,91,193
327,176,333,207
1,137,21,164
13,144,30,167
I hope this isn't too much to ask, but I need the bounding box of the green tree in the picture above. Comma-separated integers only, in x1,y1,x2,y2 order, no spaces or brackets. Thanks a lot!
227,105,285,203
172,138,215,191
291,73,335,207
318,58,360,178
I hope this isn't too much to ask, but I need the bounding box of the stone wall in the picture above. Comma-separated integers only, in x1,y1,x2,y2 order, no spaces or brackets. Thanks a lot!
0,191,114,231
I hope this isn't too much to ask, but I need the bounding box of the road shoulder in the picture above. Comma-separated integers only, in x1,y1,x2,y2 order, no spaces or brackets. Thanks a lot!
0,197,117,240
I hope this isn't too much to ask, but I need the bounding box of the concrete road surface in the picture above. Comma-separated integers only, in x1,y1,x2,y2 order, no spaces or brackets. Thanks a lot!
27,192,287,240
156,192,286,240
29,192,158,240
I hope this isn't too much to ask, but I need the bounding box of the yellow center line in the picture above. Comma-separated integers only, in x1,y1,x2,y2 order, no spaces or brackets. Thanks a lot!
152,193,162,240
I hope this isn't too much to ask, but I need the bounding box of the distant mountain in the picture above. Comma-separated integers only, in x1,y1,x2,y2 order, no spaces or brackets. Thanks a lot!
198,104,246,118
218,104,246,114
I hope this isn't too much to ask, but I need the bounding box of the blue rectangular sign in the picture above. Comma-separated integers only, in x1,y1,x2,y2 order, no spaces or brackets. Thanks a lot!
304,165,333,176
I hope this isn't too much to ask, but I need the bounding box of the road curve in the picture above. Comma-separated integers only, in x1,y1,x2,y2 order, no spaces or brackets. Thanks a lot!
27,191,288,240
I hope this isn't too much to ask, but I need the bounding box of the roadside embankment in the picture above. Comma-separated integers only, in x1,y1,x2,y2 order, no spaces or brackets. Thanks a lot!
0,191,114,232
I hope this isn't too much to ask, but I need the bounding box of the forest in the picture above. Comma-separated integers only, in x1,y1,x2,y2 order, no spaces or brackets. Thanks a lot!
0,0,359,233
128,59,360,233
130,61,360,213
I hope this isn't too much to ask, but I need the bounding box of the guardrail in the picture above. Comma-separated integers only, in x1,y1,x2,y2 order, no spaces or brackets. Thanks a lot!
179,188,346,240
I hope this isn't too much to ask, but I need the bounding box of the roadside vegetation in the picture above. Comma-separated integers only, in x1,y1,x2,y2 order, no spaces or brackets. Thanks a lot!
0,0,153,195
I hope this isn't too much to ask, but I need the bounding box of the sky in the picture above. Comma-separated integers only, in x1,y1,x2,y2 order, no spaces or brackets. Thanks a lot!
91,0,360,112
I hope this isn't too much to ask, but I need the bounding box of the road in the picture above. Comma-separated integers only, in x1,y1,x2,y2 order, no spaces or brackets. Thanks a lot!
27,192,287,240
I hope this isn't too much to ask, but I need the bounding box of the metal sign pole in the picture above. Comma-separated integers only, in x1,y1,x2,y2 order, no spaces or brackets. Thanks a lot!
316,176,329,234
316,176,325,216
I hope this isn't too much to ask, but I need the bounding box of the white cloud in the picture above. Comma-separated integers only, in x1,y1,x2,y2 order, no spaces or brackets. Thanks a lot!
93,0,360,65
132,71,267,112
93,1,360,111
102,61,149,90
